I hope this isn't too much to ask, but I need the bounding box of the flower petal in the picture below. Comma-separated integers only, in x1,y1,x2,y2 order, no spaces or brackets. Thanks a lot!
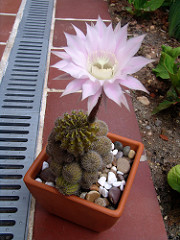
103,81,129,109
51,60,69,69
115,23,128,51
117,34,146,70
119,76,149,93
52,51,71,60
88,88,102,114
61,78,86,96
82,80,101,100
121,56,153,75
72,24,86,39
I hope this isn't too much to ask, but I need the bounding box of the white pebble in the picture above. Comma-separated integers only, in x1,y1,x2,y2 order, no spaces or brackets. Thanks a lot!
104,182,112,190
35,178,42,182
111,143,115,150
45,182,54,187
113,181,121,187
119,180,126,191
98,176,106,187
112,149,118,155
117,171,124,175
120,184,125,191
107,171,117,185
111,166,117,172
99,186,109,198
42,161,49,170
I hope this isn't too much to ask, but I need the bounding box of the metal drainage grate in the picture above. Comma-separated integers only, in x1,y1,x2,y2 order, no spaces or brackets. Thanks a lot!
0,0,54,239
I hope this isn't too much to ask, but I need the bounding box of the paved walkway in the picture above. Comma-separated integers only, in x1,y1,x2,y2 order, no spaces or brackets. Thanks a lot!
0,0,168,239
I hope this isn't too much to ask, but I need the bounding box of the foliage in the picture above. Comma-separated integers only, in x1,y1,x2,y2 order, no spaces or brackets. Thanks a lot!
168,0,180,41
167,164,180,193
126,0,180,41
152,45,180,114
126,0,165,16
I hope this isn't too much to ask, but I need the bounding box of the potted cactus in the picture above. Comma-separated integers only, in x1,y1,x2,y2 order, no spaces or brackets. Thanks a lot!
24,17,151,232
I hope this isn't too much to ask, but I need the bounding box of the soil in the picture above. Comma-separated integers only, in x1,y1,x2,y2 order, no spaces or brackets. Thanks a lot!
108,1,180,239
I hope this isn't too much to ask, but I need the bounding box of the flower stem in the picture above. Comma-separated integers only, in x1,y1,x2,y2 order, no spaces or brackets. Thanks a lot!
88,95,102,123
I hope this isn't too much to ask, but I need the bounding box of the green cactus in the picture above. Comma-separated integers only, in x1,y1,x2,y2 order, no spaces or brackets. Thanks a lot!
56,176,80,195
81,150,102,172
91,136,112,157
81,171,99,189
55,110,99,156
93,120,108,136
62,162,82,184
102,152,113,167
49,160,63,177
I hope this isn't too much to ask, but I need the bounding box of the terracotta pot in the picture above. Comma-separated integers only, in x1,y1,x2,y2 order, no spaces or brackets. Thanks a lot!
24,132,144,232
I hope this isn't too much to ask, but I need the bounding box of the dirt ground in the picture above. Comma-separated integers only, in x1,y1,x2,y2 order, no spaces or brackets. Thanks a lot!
108,1,180,239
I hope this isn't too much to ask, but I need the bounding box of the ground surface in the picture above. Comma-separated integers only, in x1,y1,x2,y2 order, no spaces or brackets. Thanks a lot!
108,1,180,239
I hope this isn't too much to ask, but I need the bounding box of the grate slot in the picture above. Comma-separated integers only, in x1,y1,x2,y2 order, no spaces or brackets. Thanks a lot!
0,234,14,240
0,175,22,180
0,185,21,190
0,207,17,213
0,165,24,169
0,196,19,201
0,220,16,227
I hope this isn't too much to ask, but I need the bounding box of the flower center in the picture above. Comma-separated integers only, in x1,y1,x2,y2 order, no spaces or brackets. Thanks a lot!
88,51,118,80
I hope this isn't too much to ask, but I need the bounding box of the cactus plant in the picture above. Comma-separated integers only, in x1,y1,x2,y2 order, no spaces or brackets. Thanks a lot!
91,136,112,157
93,120,108,136
56,176,80,195
81,171,99,190
55,110,99,156
81,150,102,172
62,162,82,184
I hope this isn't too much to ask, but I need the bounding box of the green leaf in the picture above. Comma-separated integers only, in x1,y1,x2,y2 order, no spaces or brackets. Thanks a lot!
162,45,180,59
167,165,180,193
152,100,177,114
167,86,178,99
162,52,176,74
169,72,180,88
134,0,147,9
169,0,180,40
153,63,169,79
143,0,165,11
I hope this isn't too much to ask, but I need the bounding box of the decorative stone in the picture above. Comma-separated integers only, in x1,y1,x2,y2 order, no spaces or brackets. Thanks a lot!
98,176,106,186
117,170,124,175
99,186,109,198
112,149,118,155
108,187,121,205
104,181,112,190
100,173,108,179
35,178,42,182
112,158,117,166
106,163,112,169
119,180,126,191
117,157,130,174
39,168,56,182
90,184,99,192
94,197,108,207
113,181,121,187
123,146,131,156
85,190,100,202
115,151,123,159
111,143,115,150
45,181,54,187
128,149,136,159
107,171,117,185
42,161,49,170
79,192,87,199
114,141,123,151
117,174,124,181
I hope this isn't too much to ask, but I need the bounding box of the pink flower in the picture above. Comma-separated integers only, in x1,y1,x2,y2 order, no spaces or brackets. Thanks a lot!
52,17,152,114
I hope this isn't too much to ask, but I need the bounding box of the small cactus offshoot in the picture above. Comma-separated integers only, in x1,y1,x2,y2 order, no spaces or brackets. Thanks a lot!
56,176,80,195
81,150,102,172
91,136,112,157
55,110,99,156
62,162,82,184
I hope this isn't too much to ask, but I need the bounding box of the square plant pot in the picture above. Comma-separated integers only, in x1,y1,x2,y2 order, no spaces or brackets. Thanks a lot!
24,132,144,232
